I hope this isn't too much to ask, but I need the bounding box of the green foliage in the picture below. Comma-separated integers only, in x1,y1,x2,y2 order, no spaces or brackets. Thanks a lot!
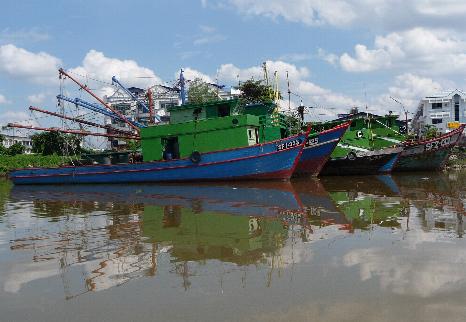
126,140,141,152
0,154,73,175
32,132,82,156
187,78,218,104
0,145,7,156
7,143,25,156
0,134,4,145
238,79,275,106
424,125,439,139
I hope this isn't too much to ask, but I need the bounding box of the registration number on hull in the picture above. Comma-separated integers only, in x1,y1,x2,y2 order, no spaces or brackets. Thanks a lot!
276,139,302,151
425,137,451,151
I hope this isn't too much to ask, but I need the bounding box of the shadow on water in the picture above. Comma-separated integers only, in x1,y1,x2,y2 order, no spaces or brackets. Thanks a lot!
0,171,466,321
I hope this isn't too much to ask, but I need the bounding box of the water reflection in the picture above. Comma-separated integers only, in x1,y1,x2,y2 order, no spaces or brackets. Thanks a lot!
0,171,466,321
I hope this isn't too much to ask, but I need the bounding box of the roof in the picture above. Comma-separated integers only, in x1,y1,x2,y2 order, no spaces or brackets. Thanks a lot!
423,89,466,100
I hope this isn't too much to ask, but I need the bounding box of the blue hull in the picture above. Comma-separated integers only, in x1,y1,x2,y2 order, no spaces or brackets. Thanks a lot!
9,133,307,185
295,122,350,176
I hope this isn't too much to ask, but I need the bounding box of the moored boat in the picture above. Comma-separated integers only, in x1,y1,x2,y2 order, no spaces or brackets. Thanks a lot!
319,147,401,176
394,124,465,171
9,131,308,185
294,121,351,176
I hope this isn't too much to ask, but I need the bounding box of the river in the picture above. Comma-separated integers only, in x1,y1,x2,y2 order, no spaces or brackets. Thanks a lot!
0,171,465,322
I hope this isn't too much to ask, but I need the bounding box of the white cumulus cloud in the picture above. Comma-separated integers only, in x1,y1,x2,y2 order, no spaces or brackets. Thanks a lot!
27,93,47,105
0,94,10,104
69,49,162,89
0,44,61,84
337,28,466,74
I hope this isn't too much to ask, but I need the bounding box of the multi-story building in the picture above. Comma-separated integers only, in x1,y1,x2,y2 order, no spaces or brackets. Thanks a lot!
412,89,466,134
1,133,33,153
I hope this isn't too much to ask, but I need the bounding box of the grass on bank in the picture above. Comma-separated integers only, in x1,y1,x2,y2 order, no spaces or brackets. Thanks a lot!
0,154,78,175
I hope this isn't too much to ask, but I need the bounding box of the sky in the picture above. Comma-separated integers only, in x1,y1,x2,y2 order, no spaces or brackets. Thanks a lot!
1,0,466,128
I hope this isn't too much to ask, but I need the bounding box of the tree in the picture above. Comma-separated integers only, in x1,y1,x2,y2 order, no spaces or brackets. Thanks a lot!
7,143,25,156
32,132,82,155
0,134,4,145
187,78,218,104
238,79,275,106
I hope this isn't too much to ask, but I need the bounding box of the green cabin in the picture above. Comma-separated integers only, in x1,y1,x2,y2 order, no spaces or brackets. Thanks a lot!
140,99,289,161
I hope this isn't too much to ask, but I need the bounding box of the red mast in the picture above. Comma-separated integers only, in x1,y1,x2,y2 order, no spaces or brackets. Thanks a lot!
7,123,140,140
29,106,135,136
58,68,141,133
147,89,155,124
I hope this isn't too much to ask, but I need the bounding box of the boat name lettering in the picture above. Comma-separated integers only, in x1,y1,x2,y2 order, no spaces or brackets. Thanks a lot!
277,139,302,151
425,137,451,151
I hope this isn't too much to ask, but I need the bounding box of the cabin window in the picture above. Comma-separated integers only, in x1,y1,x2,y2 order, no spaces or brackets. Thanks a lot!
432,102,443,109
432,118,443,124
247,128,258,145
162,137,180,160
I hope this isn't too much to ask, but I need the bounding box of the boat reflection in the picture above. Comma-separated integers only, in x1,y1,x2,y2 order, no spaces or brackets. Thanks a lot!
320,175,408,230
393,172,466,236
3,171,466,300
7,182,306,297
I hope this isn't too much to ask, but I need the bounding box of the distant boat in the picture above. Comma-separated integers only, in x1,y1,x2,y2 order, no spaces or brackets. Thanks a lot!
394,124,465,171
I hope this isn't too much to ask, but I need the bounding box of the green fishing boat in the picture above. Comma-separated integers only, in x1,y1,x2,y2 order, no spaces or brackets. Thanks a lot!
315,108,465,173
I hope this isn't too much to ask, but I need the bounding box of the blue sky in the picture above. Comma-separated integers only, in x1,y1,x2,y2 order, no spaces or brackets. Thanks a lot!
1,0,466,127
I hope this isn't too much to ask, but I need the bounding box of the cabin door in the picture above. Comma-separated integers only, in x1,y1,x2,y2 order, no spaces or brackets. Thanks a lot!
162,137,180,160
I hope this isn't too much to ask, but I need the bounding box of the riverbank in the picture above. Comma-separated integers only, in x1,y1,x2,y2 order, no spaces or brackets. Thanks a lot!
0,154,77,176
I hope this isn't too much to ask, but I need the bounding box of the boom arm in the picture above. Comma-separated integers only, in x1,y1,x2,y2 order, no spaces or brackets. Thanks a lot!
59,68,141,133
57,95,146,128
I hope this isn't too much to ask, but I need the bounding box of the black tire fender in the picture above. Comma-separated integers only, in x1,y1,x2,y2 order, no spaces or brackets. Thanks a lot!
190,151,201,163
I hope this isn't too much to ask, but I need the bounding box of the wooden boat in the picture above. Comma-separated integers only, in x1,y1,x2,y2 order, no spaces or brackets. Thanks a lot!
294,121,351,176
393,124,465,171
9,131,308,185
319,147,401,176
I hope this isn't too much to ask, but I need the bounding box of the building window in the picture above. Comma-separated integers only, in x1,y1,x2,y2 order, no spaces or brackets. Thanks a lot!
455,102,460,121
431,102,443,109
432,118,443,124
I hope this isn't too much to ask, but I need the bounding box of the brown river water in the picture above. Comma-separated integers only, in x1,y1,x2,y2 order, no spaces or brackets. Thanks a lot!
0,171,465,322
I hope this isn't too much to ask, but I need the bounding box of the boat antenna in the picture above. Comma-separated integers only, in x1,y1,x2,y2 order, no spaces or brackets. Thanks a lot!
390,96,409,131
180,69,186,105
286,71,291,112
262,62,269,86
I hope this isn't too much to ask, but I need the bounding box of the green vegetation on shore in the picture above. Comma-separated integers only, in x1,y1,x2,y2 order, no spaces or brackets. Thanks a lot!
0,154,78,175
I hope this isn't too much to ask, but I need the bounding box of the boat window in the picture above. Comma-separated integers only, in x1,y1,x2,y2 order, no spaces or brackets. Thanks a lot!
217,104,230,117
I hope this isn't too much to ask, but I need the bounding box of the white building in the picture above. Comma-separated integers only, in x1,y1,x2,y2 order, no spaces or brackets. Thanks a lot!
412,89,466,134
1,133,33,153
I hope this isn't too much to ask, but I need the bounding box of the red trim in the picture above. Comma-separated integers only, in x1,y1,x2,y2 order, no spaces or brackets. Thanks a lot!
404,125,465,146
13,132,307,172
317,121,351,135
12,144,303,179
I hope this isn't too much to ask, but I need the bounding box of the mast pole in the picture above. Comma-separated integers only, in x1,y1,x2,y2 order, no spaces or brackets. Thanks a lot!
58,68,140,133
7,123,140,140
29,106,135,135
